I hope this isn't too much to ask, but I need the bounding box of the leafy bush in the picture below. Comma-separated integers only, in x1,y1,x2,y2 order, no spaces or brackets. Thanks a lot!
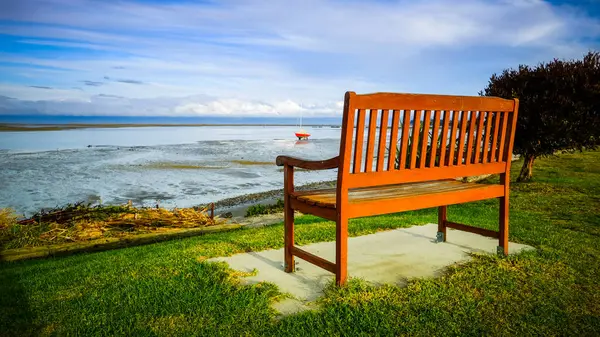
480,51,600,181
245,199,285,217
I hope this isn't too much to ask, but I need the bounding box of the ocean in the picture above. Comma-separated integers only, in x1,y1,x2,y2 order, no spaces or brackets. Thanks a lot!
0,123,342,215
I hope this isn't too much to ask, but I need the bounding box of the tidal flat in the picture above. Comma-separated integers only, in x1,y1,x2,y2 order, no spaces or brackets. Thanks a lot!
0,125,342,215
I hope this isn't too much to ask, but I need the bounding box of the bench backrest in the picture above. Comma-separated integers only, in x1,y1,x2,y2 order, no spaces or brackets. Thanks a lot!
337,92,519,189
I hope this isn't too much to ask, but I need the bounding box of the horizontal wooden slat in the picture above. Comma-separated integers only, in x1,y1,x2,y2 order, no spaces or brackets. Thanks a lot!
349,92,515,112
345,162,507,188
347,184,504,218
291,180,505,213
289,198,337,220
444,221,499,239
291,246,336,273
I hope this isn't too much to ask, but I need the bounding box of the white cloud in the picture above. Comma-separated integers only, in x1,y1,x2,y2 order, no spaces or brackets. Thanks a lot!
0,0,598,116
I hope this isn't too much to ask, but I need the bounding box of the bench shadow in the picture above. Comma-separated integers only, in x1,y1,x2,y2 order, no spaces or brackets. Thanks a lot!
396,227,492,254
218,238,333,297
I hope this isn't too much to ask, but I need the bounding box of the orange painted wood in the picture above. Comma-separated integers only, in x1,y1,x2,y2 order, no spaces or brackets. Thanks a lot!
365,109,378,172
466,111,477,165
289,198,337,221
499,100,518,255
447,111,460,166
504,100,520,164
438,206,447,241
291,246,337,273
351,92,515,112
445,221,499,239
498,111,508,163
438,111,450,168
376,109,390,172
276,155,339,170
336,214,348,285
387,110,400,171
347,184,504,219
456,111,468,166
399,110,411,170
499,173,509,255
284,164,295,272
490,111,501,162
482,112,493,163
276,91,520,285
338,92,356,185
474,111,486,164
292,180,505,208
345,162,506,188
419,110,431,168
353,109,366,173
410,110,422,169
429,110,441,168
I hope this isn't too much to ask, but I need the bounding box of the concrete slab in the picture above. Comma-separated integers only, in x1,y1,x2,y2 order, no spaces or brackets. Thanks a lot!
209,223,534,314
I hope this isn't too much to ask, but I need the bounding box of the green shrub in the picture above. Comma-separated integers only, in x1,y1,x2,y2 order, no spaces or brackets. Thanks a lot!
245,199,285,217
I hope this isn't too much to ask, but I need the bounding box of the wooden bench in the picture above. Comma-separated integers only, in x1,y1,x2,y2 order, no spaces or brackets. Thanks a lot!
276,91,520,286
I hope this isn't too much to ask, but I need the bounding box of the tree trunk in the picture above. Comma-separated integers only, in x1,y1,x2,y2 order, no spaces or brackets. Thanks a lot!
517,153,535,182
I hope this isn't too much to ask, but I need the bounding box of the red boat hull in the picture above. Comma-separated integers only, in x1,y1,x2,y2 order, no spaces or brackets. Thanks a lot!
295,132,310,139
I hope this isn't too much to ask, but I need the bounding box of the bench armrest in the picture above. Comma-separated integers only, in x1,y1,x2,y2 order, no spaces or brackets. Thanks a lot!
275,155,339,170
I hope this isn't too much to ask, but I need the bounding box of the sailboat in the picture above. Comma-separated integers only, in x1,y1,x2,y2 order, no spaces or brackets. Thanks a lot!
294,112,311,140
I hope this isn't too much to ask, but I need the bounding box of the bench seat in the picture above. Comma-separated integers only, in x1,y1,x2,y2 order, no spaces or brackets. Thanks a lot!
290,180,505,219
292,180,503,208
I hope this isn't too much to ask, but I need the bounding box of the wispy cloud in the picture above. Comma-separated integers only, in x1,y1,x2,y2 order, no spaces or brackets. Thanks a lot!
0,0,598,116
28,85,53,90
115,79,145,85
82,81,103,87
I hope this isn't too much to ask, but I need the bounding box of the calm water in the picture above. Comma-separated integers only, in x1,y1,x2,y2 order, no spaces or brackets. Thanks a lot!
0,126,342,215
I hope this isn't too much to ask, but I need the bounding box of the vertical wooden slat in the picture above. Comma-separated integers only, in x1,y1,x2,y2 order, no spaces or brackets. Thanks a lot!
365,109,378,172
497,111,509,162
387,110,400,171
419,110,431,168
474,111,486,164
482,111,494,163
438,111,450,167
353,109,366,173
490,111,501,162
503,109,518,162
456,111,468,165
465,111,477,165
410,110,422,169
428,110,441,168
376,109,389,172
399,110,411,170
447,111,459,166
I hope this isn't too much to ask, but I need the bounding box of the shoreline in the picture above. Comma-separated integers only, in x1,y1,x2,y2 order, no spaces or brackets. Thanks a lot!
0,123,341,132
212,180,337,217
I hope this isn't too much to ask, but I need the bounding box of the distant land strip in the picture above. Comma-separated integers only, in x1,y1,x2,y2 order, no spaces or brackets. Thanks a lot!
0,123,342,132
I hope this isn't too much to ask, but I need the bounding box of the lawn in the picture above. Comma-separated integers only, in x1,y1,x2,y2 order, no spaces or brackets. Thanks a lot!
1,151,599,336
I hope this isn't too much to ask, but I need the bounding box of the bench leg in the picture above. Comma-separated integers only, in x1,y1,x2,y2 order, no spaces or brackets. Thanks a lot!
498,196,509,256
437,206,447,242
284,196,295,272
335,215,348,286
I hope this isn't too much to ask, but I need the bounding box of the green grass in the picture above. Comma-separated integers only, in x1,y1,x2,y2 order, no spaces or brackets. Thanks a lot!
1,151,599,336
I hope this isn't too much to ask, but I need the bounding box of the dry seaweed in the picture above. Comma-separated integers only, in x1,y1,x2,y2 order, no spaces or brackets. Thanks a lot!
1,202,223,250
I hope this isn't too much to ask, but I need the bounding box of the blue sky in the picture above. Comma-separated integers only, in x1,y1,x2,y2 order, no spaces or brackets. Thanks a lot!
0,0,599,117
